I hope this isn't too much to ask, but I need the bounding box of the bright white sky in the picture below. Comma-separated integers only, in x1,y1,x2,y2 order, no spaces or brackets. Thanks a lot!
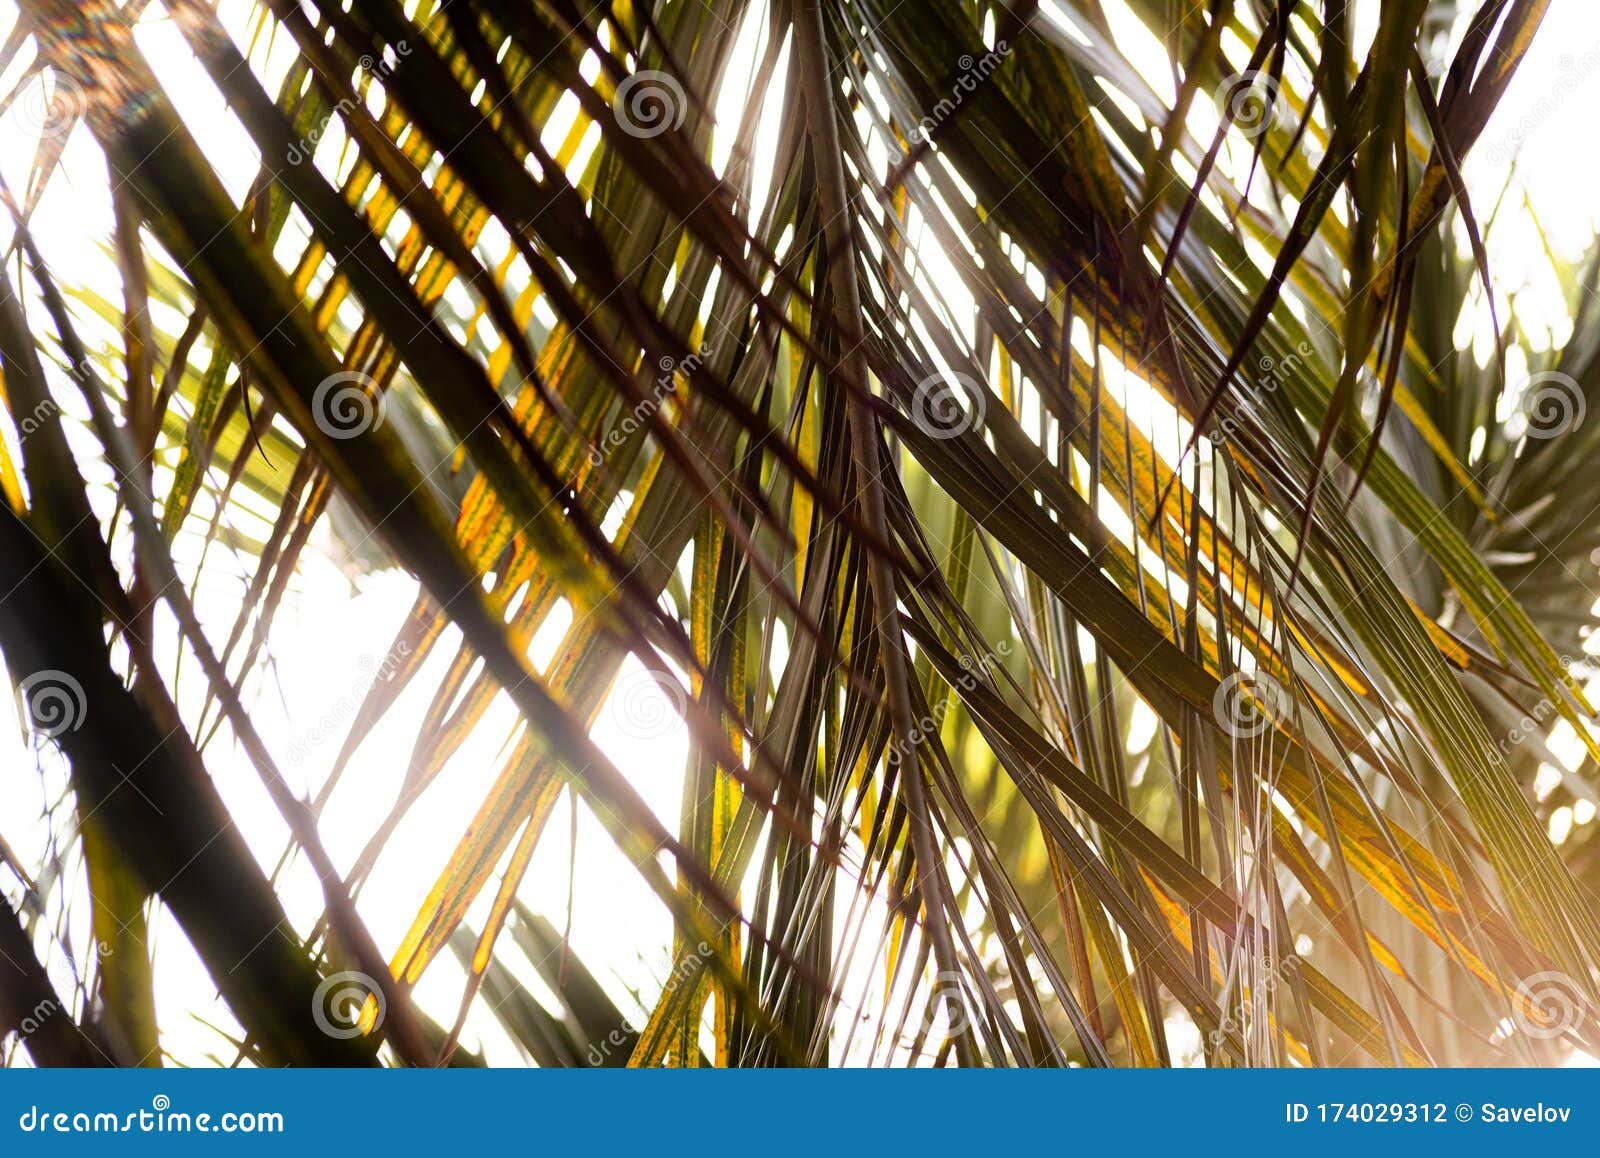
1,0,1598,1067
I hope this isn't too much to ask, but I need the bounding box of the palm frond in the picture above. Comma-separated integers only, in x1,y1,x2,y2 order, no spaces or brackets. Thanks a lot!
2,0,1597,1068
